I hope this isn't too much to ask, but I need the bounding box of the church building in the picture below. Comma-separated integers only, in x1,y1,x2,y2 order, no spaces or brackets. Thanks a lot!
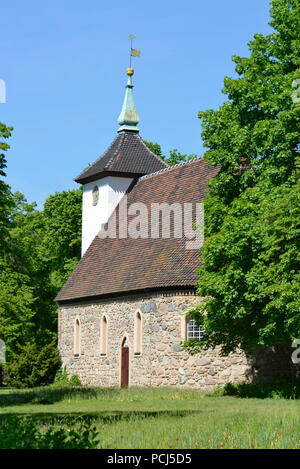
55,67,250,388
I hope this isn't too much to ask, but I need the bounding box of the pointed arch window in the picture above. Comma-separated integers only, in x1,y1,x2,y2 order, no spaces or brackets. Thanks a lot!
100,315,108,355
134,311,142,355
74,318,81,356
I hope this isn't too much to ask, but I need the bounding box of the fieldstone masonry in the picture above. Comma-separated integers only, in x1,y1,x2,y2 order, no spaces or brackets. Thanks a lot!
58,292,249,388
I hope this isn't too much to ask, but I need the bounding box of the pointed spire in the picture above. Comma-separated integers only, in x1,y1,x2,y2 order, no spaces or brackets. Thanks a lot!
118,68,139,133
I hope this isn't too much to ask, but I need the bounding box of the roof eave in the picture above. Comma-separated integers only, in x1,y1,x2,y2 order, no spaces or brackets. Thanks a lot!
55,285,197,306
74,170,146,185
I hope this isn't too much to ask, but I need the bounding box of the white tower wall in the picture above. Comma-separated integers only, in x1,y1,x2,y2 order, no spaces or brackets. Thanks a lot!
81,176,133,256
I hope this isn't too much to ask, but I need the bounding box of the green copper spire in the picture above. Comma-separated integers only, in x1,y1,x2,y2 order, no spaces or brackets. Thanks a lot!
118,68,139,133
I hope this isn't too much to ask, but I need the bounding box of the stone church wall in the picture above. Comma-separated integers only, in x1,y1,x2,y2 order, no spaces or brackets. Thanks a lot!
58,292,250,388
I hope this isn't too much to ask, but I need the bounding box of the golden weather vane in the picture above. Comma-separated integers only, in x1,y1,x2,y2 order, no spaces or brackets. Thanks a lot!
129,34,141,68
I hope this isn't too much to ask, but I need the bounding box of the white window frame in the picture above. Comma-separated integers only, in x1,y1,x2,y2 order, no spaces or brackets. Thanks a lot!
186,317,205,341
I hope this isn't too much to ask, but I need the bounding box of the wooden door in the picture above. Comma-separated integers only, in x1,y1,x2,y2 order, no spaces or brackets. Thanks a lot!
121,341,129,387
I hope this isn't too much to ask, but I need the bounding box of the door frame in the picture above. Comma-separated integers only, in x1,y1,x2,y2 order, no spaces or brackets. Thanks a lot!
119,334,130,387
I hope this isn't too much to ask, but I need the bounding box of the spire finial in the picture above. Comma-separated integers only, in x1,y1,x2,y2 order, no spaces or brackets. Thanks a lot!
127,67,134,76
117,36,141,133
129,35,140,68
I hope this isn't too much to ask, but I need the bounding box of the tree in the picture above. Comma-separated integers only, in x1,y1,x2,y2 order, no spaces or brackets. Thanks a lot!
42,189,82,286
0,257,36,358
4,341,61,388
0,125,36,368
187,0,300,355
8,189,82,346
0,187,82,386
0,122,14,253
0,120,82,384
144,141,196,166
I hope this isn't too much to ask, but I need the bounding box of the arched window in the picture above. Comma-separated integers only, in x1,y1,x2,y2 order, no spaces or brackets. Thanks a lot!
186,318,204,341
100,315,108,355
134,312,142,355
92,185,99,206
74,318,81,356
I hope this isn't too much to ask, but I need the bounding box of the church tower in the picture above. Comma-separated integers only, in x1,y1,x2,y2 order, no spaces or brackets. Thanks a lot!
74,68,167,256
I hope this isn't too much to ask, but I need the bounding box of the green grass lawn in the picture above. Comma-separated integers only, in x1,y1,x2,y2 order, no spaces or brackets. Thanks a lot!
0,386,299,449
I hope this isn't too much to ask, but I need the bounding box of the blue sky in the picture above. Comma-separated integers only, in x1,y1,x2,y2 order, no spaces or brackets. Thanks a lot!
1,0,272,208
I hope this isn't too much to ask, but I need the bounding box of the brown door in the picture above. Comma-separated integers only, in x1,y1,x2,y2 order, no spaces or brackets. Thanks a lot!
121,339,129,387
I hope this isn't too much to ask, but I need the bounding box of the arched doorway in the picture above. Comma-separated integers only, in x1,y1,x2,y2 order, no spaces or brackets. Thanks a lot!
121,337,129,387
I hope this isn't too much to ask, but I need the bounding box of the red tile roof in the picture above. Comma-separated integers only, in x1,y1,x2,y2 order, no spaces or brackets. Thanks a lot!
56,158,218,303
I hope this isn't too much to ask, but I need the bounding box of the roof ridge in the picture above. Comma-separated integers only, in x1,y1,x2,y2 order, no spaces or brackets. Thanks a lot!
137,134,169,168
105,132,125,170
73,133,121,181
139,156,203,181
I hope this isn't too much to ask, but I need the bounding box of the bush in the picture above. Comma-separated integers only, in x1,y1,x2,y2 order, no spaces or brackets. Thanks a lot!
0,416,98,449
4,341,61,388
53,366,81,387
213,382,300,399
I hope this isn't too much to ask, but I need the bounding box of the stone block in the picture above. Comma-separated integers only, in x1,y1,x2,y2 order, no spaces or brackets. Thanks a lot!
172,344,182,352
195,358,211,366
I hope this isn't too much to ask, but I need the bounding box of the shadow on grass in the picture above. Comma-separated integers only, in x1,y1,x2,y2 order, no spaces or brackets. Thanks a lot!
211,382,300,399
0,386,123,407
0,409,213,426
0,386,207,407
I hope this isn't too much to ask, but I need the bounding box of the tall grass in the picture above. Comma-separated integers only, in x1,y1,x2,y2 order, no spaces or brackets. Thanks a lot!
0,385,299,449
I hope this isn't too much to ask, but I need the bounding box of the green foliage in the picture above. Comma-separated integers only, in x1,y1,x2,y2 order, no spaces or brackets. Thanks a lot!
144,140,197,166
43,189,82,267
0,258,36,357
69,374,82,386
5,188,82,348
190,0,300,355
164,149,197,166
53,366,69,385
34,189,81,343
0,133,38,363
4,341,61,388
143,141,163,157
213,381,300,399
0,416,98,449
10,188,82,290
53,366,81,387
180,337,204,355
0,122,14,253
